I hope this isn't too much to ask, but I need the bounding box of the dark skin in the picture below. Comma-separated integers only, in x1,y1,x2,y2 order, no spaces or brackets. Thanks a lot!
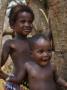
22,38,67,90
0,11,33,85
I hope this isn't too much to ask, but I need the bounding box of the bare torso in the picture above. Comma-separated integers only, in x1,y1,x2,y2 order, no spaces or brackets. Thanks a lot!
25,62,57,90
7,38,31,84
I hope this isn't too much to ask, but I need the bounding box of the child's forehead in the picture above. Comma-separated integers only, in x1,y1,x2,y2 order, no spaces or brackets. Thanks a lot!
18,11,33,16
17,11,33,19
35,38,50,44
33,38,50,48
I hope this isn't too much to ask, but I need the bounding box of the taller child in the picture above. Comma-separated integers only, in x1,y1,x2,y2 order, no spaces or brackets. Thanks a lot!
0,4,34,90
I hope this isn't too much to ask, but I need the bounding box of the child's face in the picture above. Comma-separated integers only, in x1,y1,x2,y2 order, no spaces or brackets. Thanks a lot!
13,12,33,36
32,38,52,66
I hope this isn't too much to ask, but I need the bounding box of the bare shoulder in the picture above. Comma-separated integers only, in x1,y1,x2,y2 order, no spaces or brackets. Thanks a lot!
25,61,34,69
3,39,12,47
25,61,33,66
3,39,13,45
2,39,16,50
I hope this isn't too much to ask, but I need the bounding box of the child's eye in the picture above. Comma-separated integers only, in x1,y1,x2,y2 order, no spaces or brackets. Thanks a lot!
28,20,33,24
20,20,25,23
38,50,44,53
47,49,52,53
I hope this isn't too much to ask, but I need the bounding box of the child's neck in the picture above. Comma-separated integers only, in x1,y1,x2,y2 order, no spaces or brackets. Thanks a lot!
15,34,27,40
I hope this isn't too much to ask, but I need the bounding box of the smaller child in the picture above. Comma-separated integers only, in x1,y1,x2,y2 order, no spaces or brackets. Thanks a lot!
21,33,67,90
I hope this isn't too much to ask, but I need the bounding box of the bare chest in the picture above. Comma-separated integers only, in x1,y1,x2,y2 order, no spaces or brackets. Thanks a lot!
27,64,53,81
10,40,30,56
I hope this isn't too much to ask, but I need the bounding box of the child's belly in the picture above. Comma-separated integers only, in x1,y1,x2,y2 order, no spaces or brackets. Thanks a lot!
29,79,57,90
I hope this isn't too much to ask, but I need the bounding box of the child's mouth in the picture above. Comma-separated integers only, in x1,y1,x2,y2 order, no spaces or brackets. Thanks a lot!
24,29,31,32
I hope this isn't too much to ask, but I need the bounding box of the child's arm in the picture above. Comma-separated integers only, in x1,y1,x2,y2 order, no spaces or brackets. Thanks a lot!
52,64,67,88
0,40,11,80
57,77,67,88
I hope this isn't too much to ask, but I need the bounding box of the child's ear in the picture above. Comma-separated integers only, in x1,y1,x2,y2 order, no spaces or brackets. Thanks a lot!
11,24,15,29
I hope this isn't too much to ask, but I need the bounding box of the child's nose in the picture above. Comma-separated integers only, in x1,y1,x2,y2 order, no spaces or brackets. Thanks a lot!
25,22,29,26
43,52,48,56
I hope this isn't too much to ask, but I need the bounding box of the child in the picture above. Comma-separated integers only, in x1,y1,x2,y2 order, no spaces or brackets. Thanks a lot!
21,33,67,90
0,4,34,90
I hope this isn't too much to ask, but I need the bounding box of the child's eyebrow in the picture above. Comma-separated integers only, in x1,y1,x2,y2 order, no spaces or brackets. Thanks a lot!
35,48,44,51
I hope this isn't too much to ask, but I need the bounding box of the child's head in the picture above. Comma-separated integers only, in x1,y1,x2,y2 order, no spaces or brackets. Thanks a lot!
9,4,34,36
30,33,52,66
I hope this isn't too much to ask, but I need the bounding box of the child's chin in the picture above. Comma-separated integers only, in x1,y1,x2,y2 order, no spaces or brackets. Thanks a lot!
40,62,48,66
